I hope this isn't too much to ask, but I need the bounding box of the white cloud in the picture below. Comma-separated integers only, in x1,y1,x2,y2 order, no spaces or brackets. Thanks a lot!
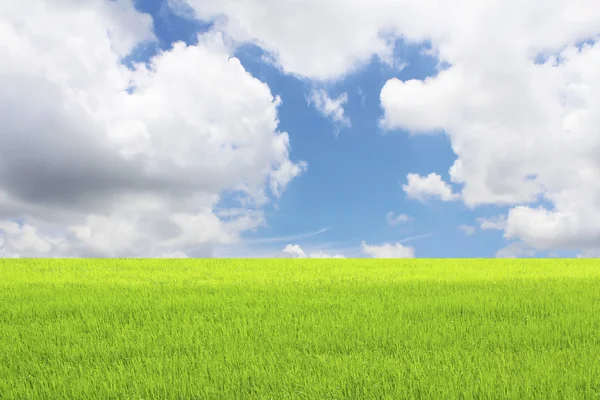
361,241,415,258
282,244,306,258
403,173,459,202
173,0,407,81
380,73,455,134
503,205,600,251
477,215,507,231
177,0,600,83
375,3,600,253
386,212,412,226
496,242,536,258
0,237,19,258
309,89,350,129
269,158,308,198
308,250,346,259
458,224,476,236
281,244,345,258
0,221,68,257
0,0,305,257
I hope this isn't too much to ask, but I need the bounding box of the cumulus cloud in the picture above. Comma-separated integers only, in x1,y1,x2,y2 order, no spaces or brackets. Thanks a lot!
386,212,412,226
403,173,459,202
361,241,415,258
0,221,68,257
281,244,306,258
458,224,476,236
0,0,305,257
173,0,404,81
177,0,600,84
377,3,600,253
281,244,345,259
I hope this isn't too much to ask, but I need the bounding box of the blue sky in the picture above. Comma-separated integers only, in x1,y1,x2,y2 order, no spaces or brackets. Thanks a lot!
0,0,596,258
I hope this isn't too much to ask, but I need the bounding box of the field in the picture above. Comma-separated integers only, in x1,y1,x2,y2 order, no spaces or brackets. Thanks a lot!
1,259,600,399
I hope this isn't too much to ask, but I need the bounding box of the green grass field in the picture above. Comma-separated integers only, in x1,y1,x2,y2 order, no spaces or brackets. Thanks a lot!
1,259,600,399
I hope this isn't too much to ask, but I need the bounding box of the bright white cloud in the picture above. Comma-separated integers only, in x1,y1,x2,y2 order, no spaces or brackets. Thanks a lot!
361,241,415,258
386,211,412,226
403,173,459,202
281,244,345,259
377,4,600,253
173,0,405,81
380,73,455,134
309,89,350,129
458,224,476,236
503,206,600,251
0,0,305,257
282,244,306,258
176,0,600,83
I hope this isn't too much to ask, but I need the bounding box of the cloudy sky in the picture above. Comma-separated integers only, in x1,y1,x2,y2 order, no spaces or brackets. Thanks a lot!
1,0,599,258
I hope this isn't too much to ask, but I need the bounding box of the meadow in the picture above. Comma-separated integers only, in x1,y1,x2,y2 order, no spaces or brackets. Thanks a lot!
1,258,600,399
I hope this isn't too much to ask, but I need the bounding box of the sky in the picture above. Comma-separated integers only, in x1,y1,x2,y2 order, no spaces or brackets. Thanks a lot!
0,0,599,258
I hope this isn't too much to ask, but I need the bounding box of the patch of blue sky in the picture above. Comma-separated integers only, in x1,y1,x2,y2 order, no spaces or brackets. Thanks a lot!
533,38,598,65
123,0,213,70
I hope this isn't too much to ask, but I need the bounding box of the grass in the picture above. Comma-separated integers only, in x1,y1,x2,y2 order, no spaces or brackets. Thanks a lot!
1,258,600,399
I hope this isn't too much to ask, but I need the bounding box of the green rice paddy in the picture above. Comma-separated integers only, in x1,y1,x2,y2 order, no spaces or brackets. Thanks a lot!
1,259,600,399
